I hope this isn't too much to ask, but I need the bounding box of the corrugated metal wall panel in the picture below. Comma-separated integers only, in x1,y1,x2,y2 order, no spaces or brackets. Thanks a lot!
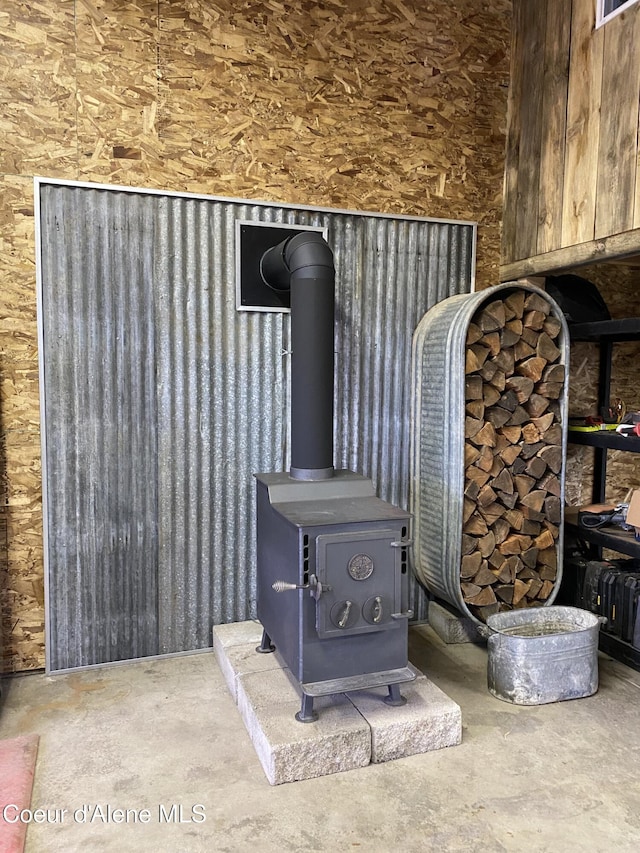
41,187,160,670
38,182,474,670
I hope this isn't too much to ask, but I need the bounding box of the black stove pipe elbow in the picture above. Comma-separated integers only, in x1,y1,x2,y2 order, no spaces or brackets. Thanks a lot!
260,232,335,481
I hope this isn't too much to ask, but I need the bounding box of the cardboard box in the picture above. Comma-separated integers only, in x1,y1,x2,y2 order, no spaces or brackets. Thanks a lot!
625,490,640,534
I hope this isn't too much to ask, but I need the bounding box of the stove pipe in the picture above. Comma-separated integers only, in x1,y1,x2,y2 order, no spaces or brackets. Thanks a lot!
260,232,335,481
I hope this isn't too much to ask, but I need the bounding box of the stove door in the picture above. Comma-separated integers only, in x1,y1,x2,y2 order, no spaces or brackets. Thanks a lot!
314,528,404,639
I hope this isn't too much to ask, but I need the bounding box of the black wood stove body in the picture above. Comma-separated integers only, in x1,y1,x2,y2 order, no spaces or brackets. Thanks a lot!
254,231,415,722
256,470,414,721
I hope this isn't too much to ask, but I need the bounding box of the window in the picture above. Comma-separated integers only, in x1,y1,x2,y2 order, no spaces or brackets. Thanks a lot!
597,0,640,27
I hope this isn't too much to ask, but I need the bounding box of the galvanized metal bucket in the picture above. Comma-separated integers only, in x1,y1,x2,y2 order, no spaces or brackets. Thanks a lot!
478,606,605,705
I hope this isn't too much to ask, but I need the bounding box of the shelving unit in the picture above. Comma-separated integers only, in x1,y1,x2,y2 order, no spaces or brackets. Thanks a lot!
566,318,640,670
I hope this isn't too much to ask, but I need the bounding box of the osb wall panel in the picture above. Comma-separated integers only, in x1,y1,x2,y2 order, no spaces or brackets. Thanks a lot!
564,264,640,509
0,0,511,672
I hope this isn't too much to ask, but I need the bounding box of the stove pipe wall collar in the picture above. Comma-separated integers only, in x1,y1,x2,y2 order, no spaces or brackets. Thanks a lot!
260,232,335,481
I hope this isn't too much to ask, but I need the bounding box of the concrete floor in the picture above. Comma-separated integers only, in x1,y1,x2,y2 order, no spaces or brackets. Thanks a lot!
1,624,639,853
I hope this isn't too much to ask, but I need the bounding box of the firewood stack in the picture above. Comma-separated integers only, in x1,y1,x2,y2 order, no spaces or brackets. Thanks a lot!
462,289,564,622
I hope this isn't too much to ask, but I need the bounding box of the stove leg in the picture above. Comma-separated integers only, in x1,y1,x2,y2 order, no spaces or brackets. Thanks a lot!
383,683,407,707
295,693,318,723
255,629,275,654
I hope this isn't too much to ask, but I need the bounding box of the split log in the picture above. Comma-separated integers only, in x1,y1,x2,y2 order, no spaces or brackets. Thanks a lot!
466,375,484,400
535,381,563,399
525,456,547,480
505,375,534,403
465,442,481,467
500,425,522,444
504,290,525,320
461,582,482,599
539,580,554,600
543,316,562,339
500,325,521,348
514,340,536,362
482,331,501,356
527,577,544,599
483,384,501,407
516,356,547,382
461,534,478,556
537,444,562,474
466,586,497,607
464,515,489,536
495,584,514,604
478,484,498,507
525,393,550,419
489,368,506,392
470,421,497,448
466,322,483,345
466,399,485,419
514,474,535,499
543,363,565,383
536,332,561,363
512,579,529,605
539,564,557,581
521,490,546,513
476,445,495,472
467,466,491,488
464,479,480,501
491,517,511,545
485,406,512,429
492,348,515,375
539,472,561,497
524,292,551,315
474,562,498,585
461,551,483,577
463,498,476,524
500,444,522,466
478,301,506,331
523,310,546,331
465,416,483,438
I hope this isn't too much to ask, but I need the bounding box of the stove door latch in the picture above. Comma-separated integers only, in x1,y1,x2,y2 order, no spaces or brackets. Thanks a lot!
272,574,330,601
390,537,413,549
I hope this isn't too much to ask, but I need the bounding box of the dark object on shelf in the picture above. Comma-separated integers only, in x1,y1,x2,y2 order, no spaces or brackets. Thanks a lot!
619,574,640,645
583,560,615,612
578,506,618,529
545,274,610,324
559,556,640,670
598,568,622,635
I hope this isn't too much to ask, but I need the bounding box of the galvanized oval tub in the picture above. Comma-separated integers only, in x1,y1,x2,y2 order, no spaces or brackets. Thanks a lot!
410,282,569,624
478,606,604,705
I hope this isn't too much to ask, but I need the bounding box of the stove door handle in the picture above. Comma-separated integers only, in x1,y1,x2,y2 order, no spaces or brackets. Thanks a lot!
271,575,331,600
390,538,413,549
391,609,414,621
272,580,308,593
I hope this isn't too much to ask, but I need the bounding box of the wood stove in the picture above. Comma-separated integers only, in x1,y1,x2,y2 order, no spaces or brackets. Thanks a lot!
254,232,415,722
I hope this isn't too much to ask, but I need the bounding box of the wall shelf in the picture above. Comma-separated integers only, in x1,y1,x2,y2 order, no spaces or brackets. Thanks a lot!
565,521,640,560
565,317,640,671
568,430,640,452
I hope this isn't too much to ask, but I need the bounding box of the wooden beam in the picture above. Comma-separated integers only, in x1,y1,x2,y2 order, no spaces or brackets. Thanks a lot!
499,226,640,280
